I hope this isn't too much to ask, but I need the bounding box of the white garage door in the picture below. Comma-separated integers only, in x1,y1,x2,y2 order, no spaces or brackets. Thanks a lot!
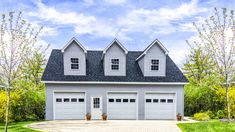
108,93,137,119
145,93,176,119
54,92,85,120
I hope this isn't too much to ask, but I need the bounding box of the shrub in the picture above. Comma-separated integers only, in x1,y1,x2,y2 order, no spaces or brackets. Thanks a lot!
216,110,225,119
0,84,45,123
206,110,215,119
193,112,210,121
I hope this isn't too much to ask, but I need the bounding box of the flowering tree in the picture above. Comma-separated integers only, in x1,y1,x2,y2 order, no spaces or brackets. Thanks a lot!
0,11,42,131
189,8,235,120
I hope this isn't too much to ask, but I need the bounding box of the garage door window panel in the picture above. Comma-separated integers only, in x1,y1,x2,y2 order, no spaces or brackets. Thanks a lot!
130,99,135,103
64,98,70,102
146,99,152,103
160,99,166,103
109,99,114,102
71,98,77,102
123,99,128,102
116,99,121,102
167,99,173,103
153,99,159,103
56,98,62,102
78,98,84,102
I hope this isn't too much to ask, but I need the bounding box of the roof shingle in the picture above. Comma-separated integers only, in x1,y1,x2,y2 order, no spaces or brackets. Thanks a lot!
42,50,188,82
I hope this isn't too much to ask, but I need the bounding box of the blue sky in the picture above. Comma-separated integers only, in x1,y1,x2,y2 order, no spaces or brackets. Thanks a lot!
0,0,234,67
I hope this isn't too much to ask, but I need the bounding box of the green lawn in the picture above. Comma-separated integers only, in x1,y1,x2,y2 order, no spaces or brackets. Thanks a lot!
177,120,235,132
0,121,40,132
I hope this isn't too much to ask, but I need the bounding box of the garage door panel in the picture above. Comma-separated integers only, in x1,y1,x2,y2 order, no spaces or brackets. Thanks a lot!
108,93,137,120
146,106,174,110
54,92,85,120
145,93,176,120
55,109,84,113
55,115,84,120
56,104,84,109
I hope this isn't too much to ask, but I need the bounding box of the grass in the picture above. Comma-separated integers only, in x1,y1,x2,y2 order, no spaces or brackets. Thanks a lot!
177,120,235,132
0,121,40,132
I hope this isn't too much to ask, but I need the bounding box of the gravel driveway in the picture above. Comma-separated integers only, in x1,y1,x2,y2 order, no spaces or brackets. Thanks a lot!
28,120,182,132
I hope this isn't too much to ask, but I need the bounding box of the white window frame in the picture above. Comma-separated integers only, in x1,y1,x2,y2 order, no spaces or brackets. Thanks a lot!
111,59,119,70
151,59,159,71
71,58,79,70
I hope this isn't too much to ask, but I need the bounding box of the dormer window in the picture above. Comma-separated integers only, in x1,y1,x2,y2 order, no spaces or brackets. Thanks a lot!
71,58,79,70
111,59,119,70
151,59,159,70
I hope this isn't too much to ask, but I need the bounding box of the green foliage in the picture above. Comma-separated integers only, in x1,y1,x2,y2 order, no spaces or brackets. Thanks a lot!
216,110,225,119
20,51,47,86
183,47,220,86
183,46,235,119
193,112,210,121
184,83,224,116
0,121,40,132
177,120,235,132
206,111,215,119
0,86,45,122
0,50,46,123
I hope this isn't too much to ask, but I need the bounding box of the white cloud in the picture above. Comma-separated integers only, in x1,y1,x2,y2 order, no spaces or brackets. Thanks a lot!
103,0,126,5
83,0,94,5
117,0,208,36
28,1,117,37
40,27,58,36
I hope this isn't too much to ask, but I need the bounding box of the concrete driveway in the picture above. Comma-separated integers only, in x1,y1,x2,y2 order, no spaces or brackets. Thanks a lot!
28,120,182,132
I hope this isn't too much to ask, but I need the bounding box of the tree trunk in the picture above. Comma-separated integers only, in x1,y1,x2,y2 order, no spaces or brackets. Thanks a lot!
226,83,230,120
4,87,10,132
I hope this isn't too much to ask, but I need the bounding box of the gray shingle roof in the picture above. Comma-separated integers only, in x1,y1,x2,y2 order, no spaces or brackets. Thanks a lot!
42,49,188,82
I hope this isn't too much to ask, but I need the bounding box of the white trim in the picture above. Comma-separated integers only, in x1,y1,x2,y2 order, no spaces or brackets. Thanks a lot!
61,37,87,53
136,39,169,61
43,81,188,85
144,91,177,120
106,91,138,120
52,90,86,120
103,38,128,55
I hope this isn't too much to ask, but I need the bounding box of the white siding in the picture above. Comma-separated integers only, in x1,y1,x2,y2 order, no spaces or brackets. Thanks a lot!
63,42,86,75
144,44,166,76
138,57,145,75
104,43,126,76
45,84,185,120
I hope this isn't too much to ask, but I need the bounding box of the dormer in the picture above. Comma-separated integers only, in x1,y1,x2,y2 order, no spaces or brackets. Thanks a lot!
102,38,128,76
62,37,87,76
136,39,168,76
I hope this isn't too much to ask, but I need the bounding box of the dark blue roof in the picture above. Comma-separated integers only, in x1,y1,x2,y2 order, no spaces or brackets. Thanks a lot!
42,50,188,82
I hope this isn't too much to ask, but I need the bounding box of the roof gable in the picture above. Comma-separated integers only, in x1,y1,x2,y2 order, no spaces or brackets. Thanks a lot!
103,38,128,55
61,37,87,53
136,39,169,61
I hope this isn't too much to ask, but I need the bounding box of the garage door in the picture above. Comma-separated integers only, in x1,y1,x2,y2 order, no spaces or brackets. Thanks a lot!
54,92,85,120
145,93,176,119
107,93,137,119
